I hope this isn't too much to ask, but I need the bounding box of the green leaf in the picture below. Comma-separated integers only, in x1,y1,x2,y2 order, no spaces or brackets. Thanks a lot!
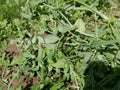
116,50,120,59
103,52,114,59
45,43,56,49
44,35,59,44
0,40,7,51
10,56,25,65
70,65,76,80
29,0,40,8
50,82,64,90
30,84,40,90
16,86,22,90
75,0,110,21
58,22,73,33
37,36,44,44
91,39,120,48
9,87,15,90
52,59,65,68
37,46,43,63
84,52,92,62
21,13,31,19
76,62,88,74
75,19,85,33
75,19,94,37
32,35,37,44
0,87,3,90
0,19,7,28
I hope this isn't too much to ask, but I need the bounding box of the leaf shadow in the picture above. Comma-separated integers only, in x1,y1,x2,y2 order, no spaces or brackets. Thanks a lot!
84,61,120,90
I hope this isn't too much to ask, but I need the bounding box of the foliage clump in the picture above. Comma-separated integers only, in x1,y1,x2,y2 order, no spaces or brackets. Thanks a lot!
0,0,120,90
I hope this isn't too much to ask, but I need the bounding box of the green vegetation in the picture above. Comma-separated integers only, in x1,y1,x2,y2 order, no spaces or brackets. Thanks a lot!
0,0,120,90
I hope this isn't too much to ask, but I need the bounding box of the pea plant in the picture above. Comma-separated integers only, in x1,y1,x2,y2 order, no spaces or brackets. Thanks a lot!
0,0,120,90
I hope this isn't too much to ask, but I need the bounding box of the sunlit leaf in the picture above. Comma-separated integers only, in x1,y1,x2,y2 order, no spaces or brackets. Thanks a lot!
52,59,65,68
44,35,59,44
32,35,37,44
11,56,25,65
30,84,40,90
75,19,85,33
50,82,64,90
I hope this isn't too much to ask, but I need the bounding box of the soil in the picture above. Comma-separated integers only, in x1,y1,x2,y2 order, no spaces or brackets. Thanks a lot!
0,66,40,89
0,43,40,89
6,43,22,56
9,74,39,88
